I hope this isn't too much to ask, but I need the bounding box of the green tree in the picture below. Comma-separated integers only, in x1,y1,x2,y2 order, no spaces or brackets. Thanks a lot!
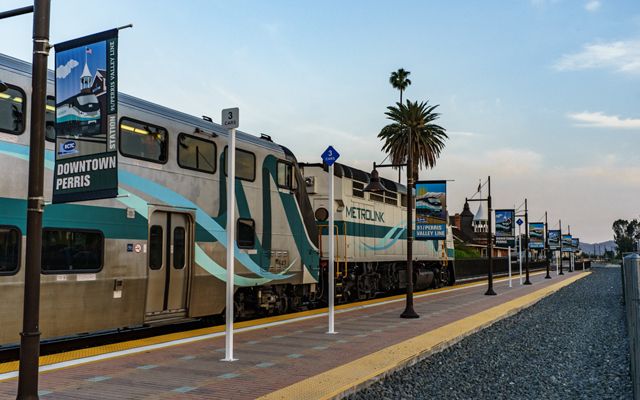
389,68,412,104
612,218,640,257
378,100,448,180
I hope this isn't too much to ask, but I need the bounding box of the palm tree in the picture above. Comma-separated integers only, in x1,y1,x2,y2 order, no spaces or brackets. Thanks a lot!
378,100,448,181
389,68,412,104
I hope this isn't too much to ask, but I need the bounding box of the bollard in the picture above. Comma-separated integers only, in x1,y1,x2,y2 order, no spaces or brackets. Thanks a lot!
623,254,640,400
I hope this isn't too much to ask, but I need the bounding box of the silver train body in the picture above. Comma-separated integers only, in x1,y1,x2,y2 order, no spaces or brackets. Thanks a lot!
0,54,319,346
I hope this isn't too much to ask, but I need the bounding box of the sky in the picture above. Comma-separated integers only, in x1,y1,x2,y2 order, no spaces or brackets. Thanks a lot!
0,0,638,243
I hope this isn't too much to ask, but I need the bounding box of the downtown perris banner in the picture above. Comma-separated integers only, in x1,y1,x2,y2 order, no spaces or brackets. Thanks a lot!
548,230,561,250
562,234,573,252
53,29,118,203
528,222,545,249
495,209,515,247
415,180,447,240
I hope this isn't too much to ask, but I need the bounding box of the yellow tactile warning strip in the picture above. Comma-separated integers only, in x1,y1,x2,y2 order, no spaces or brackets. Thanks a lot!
259,272,590,400
0,270,548,375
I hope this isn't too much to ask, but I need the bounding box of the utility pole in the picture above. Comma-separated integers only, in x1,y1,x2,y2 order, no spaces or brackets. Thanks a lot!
524,199,531,284
17,1,51,398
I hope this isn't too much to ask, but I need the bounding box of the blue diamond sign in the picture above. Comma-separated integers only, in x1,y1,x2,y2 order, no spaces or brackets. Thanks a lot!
321,145,340,166
516,218,524,226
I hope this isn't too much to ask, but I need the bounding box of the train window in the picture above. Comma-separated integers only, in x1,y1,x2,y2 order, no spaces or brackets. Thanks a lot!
384,191,397,206
45,96,56,142
177,133,216,174
370,193,384,203
223,147,256,181
0,84,26,135
173,227,185,269
0,226,20,275
401,194,407,207
277,161,294,189
149,225,163,270
352,181,365,198
119,118,168,164
41,229,103,273
237,218,255,249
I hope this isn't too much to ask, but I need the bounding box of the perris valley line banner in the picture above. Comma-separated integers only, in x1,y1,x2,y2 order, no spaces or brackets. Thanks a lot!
53,29,118,203
415,180,447,240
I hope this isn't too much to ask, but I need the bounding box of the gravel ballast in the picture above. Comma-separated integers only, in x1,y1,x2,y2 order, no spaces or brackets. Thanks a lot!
348,266,633,400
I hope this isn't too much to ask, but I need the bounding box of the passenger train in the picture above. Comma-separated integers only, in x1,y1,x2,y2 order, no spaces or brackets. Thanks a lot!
0,53,454,347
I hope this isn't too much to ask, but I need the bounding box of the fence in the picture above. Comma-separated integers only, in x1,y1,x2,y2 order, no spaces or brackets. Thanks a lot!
623,254,640,400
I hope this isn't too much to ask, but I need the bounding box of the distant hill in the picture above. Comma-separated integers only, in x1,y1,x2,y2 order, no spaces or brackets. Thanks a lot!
579,240,616,255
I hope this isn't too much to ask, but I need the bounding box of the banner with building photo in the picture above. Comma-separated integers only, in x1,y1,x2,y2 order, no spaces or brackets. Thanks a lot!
415,180,447,240
548,230,561,249
528,222,545,249
495,209,515,247
571,238,580,253
562,234,573,252
53,29,118,203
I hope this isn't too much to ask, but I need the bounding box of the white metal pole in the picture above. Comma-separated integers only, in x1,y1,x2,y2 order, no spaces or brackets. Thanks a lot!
223,127,237,362
518,225,523,285
556,251,559,276
328,164,336,334
508,246,512,288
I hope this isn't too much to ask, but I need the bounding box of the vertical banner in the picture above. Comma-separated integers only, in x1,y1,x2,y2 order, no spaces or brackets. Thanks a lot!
495,209,515,247
415,180,447,240
548,230,561,250
561,234,573,252
528,222,545,249
571,238,580,253
53,29,118,203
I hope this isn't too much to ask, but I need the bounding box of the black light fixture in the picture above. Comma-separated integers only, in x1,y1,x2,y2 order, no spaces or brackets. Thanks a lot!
0,79,7,92
363,164,386,193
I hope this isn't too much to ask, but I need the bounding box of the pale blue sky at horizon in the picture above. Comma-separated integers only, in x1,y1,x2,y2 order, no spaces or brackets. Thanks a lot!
0,0,638,243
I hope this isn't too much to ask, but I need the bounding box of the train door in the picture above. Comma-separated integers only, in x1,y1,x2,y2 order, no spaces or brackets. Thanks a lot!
145,210,193,321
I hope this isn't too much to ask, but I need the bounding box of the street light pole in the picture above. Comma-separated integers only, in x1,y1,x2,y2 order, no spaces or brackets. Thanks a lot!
401,124,419,318
485,176,496,296
544,211,551,279
524,198,531,285
17,1,51,398
559,219,564,275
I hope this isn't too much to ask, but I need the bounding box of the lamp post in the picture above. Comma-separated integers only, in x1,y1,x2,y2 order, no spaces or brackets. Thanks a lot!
467,176,495,295
523,199,531,285
559,219,564,275
0,1,51,399
544,211,551,279
365,158,419,317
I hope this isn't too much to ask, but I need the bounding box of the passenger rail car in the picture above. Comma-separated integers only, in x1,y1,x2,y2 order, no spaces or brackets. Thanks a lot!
0,53,320,346
300,163,455,302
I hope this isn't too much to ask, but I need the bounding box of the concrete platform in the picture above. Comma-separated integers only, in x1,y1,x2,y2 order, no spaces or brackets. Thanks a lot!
0,270,589,399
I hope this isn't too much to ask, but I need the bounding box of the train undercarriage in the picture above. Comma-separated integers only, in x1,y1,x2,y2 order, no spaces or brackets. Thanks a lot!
233,261,454,319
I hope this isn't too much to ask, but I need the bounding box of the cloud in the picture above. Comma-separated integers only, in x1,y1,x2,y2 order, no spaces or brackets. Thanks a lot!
554,40,640,74
567,111,640,129
585,0,601,12
448,131,480,137
55,59,79,79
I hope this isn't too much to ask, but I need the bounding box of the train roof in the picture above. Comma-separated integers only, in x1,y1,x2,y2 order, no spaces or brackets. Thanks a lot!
300,162,407,195
0,53,286,154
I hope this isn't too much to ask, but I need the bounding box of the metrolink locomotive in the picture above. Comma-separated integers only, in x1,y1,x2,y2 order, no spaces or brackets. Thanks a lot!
0,53,454,347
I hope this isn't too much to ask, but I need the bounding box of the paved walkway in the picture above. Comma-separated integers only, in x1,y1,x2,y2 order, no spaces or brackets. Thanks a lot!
0,271,588,399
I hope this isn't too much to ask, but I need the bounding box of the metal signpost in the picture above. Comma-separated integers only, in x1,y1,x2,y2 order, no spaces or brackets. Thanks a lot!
517,218,523,285
321,145,340,334
508,245,512,288
222,107,239,362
